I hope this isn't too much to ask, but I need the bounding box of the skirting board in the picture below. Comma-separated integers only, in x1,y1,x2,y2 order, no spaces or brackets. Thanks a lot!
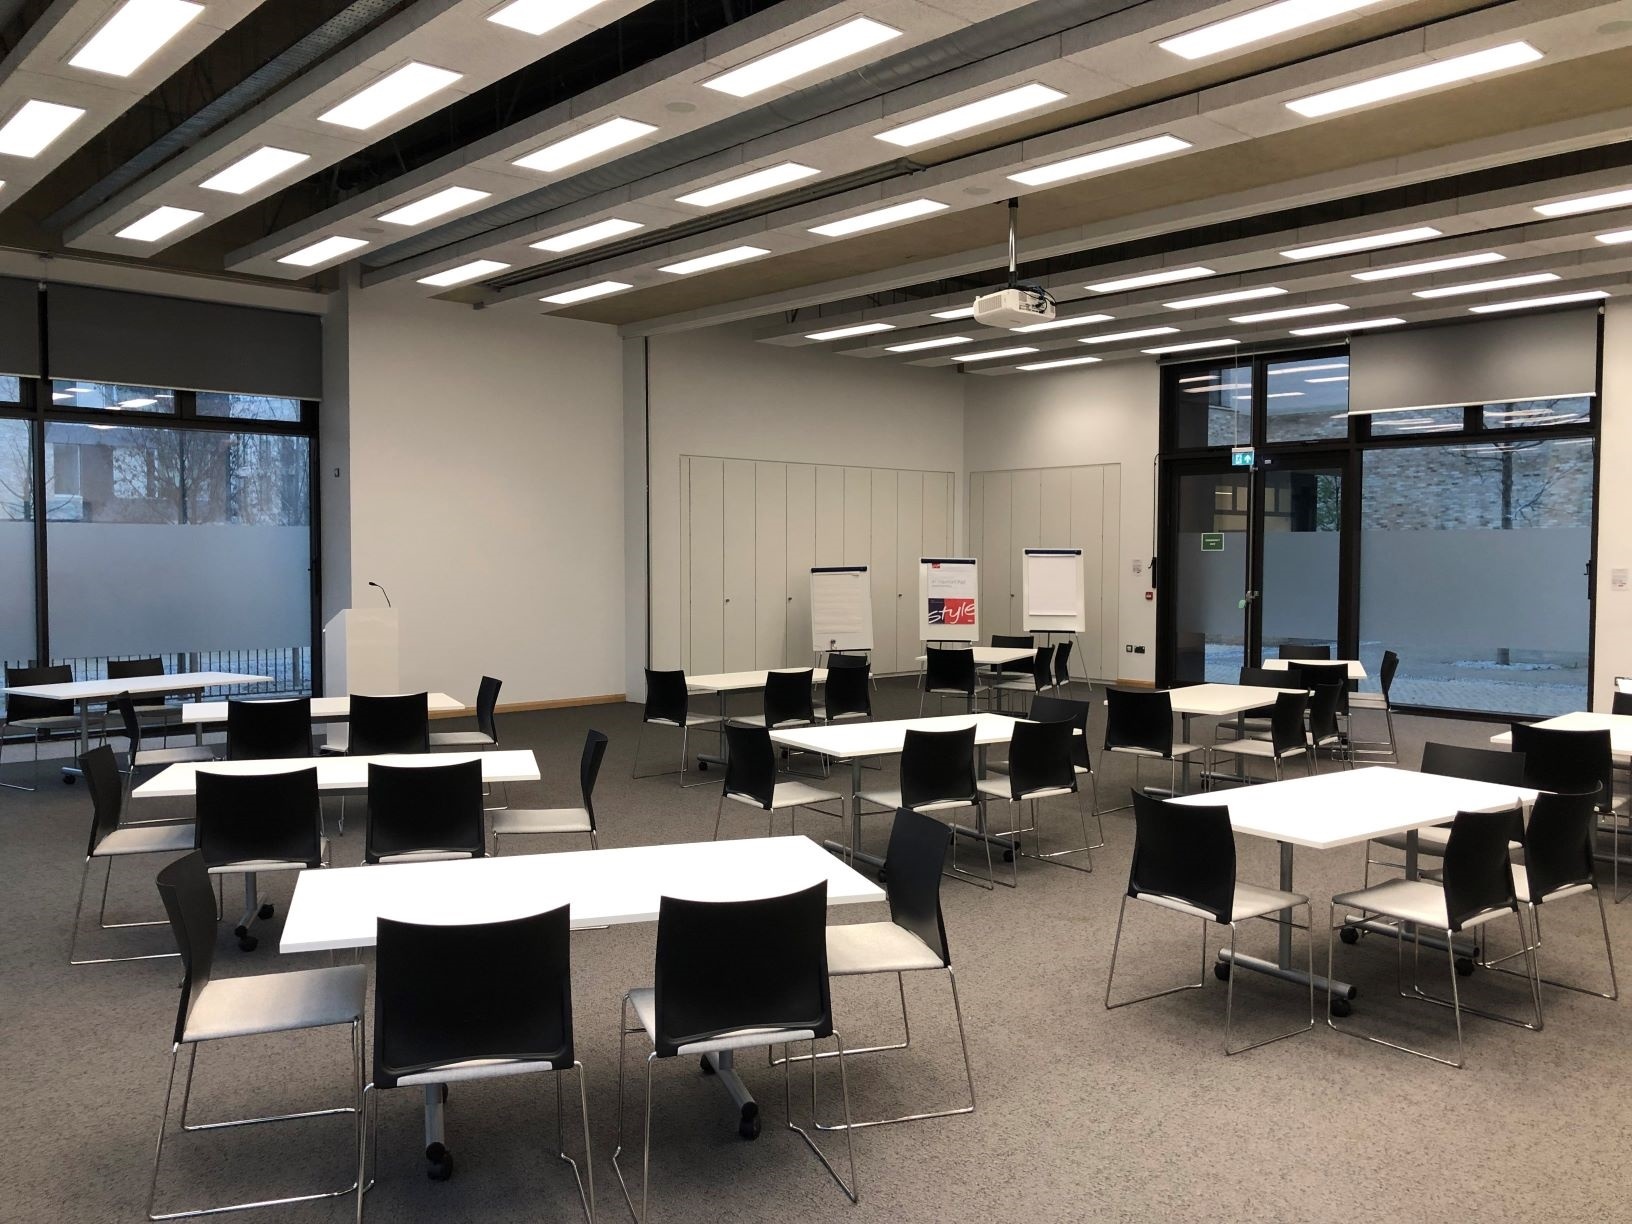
431,693,626,719
1114,678,1155,689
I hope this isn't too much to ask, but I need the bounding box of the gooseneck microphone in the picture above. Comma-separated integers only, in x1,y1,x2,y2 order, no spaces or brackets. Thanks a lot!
368,580,392,608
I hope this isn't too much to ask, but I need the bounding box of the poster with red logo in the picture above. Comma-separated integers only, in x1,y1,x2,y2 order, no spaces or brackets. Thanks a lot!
918,558,980,643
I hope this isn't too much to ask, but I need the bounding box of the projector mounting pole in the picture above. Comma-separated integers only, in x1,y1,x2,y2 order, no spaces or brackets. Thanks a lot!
1006,197,1019,289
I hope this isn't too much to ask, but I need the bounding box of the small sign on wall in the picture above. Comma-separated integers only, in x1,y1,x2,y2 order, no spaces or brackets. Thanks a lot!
1200,533,1225,552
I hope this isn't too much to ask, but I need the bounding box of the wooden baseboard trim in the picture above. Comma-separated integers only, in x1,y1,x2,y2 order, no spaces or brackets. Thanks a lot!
430,693,627,719
1114,677,1156,688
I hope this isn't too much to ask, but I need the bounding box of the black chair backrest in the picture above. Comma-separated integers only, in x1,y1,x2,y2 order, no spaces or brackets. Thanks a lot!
1307,682,1343,744
1028,644,1055,688
107,657,166,708
763,669,815,727
195,766,323,869
4,664,73,721
1442,808,1522,931
1378,650,1399,701
226,697,312,760
1128,791,1234,923
365,759,486,863
375,906,573,1089
1268,691,1310,757
1104,688,1174,757
822,661,871,719
722,723,777,809
1279,644,1331,660
579,730,609,829
1238,667,1286,717
1523,788,1601,902
900,726,977,809
1421,741,1528,787
643,668,690,724
349,693,429,755
651,882,830,1059
1509,723,1612,806
80,744,126,856
924,647,976,696
1613,692,1632,717
111,691,146,755
1052,639,1073,685
474,675,502,743
883,809,951,967
1006,718,1077,799
155,851,219,1046
826,652,869,669
1296,663,1350,713
1030,694,1091,771
992,634,1034,677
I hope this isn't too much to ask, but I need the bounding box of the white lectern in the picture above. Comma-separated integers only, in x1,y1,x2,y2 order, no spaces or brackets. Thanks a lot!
323,608,399,697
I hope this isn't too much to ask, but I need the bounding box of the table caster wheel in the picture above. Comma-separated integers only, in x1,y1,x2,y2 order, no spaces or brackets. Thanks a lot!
233,923,249,939
1330,997,1353,1018
1339,927,1360,945
426,1142,453,1181
440,1084,450,1103
1213,962,1231,982
257,903,275,921
237,934,258,952
698,761,709,772
738,1103,760,1141
1002,849,1015,863
63,774,77,785
699,1056,716,1076
1455,956,1476,977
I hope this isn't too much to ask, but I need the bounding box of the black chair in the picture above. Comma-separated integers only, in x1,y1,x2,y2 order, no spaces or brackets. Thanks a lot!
428,675,502,748
859,725,982,884
989,634,1034,681
974,718,1090,882
362,906,592,1222
1052,638,1075,695
364,759,486,864
1613,691,1632,717
104,657,179,740
1279,644,1331,660
68,745,192,966
1296,663,1351,725
714,723,841,841
1365,742,1528,885
492,729,608,853
1209,691,1310,785
345,692,430,755
1306,681,1349,766
148,851,365,1220
816,660,872,723
110,691,213,802
1027,694,1105,846
919,646,978,715
1,663,77,792
1330,807,1539,1067
1214,666,1287,743
1105,792,1313,1055
1511,722,1624,900
991,644,1054,713
738,669,817,730
196,766,325,951
225,697,313,760
632,667,718,784
1350,650,1400,761
1102,688,1203,805
614,883,857,1219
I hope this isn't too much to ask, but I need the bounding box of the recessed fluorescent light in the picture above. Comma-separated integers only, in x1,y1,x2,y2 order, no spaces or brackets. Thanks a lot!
319,62,463,131
1009,134,1191,187
1412,272,1560,299
1159,0,1383,61
200,146,310,194
1081,326,1180,345
704,17,901,98
532,218,644,253
1285,41,1542,118
1017,356,1104,371
1351,251,1505,281
1012,313,1116,333
1088,267,1214,293
1271,362,1347,375
541,280,631,305
1179,374,1220,383
1596,229,1632,245
1265,391,1305,399
0,100,86,158
1306,375,1349,383
658,246,770,275
277,236,368,267
378,186,490,226
416,260,510,287
1534,188,1632,218
69,0,203,77
1290,316,1406,335
1231,303,1348,323
951,347,1038,362
677,163,819,208
1164,286,1286,310
1143,339,1240,354
876,82,1066,148
932,307,976,320
513,117,657,173
809,198,947,237
887,336,974,353
1282,226,1441,261
487,0,610,36
806,323,895,341
1468,291,1609,314
114,205,203,242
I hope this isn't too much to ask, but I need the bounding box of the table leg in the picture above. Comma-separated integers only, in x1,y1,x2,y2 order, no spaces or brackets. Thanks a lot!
949,744,1017,858
1216,840,1356,1000
703,1050,760,1139
697,690,730,771
824,758,884,870
60,701,91,780
1181,713,1194,792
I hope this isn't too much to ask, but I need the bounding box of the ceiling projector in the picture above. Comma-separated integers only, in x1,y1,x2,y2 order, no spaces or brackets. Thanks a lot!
973,286,1055,328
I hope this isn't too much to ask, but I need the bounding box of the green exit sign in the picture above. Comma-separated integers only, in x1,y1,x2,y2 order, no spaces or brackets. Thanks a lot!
1200,533,1225,552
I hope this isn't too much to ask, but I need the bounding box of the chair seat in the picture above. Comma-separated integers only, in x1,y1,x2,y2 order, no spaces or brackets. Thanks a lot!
1108,743,1203,760
207,842,324,875
397,1056,567,1087
728,782,841,811
648,713,720,729
975,778,1074,802
826,921,945,975
813,708,868,723
94,821,195,858
375,850,476,864
993,677,1041,692
1332,878,1510,931
1512,863,1594,906
626,987,814,1058
492,806,593,836
1136,880,1307,924
1210,739,1305,761
427,730,495,747
133,744,216,769
857,788,972,814
732,714,814,730
1371,825,1519,855
183,964,367,1044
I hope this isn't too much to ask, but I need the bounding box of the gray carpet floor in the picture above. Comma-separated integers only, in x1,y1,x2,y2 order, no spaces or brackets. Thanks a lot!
4,679,1629,1223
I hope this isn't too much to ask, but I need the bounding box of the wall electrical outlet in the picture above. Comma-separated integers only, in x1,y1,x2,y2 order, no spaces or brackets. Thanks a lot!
1125,644,1134,652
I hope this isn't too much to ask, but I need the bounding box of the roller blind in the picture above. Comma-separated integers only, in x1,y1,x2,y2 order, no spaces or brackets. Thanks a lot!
46,284,322,399
0,277,40,377
1349,309,1599,414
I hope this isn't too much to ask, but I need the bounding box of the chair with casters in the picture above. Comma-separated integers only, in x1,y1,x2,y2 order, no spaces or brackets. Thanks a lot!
1102,688,1204,808
1348,650,1400,761
196,766,326,952
1278,644,1331,660
68,745,192,966
360,906,592,1222
713,723,842,842
428,675,502,748
631,668,719,785
1104,791,1313,1055
816,660,872,724
111,692,214,802
858,726,983,883
1364,743,1526,887
225,697,313,761
1306,681,1350,768
1213,667,1287,744
991,644,1054,713
364,759,486,864
104,657,180,742
919,646,979,716
1,664,78,792
614,882,858,1220
1510,722,1625,901
1051,638,1075,696
1028,694,1105,847
974,717,1092,882
1329,807,1541,1067
147,850,365,1221
1208,691,1310,786
493,730,608,853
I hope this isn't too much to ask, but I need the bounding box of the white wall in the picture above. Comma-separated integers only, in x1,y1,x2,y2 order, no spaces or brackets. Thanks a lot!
1593,298,1632,708
963,360,1160,683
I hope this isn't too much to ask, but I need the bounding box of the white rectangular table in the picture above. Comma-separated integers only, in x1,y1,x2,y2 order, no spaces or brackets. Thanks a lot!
685,668,831,770
179,691,465,726
1171,767,1535,1002
1262,658,1368,681
914,647,1034,668
1116,683,1303,790
1489,711,1632,762
132,749,540,800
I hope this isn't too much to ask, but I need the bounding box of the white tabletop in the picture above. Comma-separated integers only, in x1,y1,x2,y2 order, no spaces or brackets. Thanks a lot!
1262,658,1367,680
1169,682,1302,718
132,749,540,800
1489,711,1632,760
1169,766,1535,850
178,692,464,725
687,668,829,693
280,835,886,954
770,711,1028,760
914,647,1035,667
4,671,272,702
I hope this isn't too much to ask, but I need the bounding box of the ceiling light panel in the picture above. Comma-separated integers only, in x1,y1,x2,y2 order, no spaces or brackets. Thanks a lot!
417,260,511,287
1009,134,1191,187
1411,273,1560,299
1351,251,1505,281
69,0,204,78
1088,268,1215,293
659,246,771,275
1081,327,1180,345
541,280,632,305
1282,227,1441,260
200,146,311,195
1144,339,1239,354
1285,41,1542,118
1012,313,1116,333
677,163,820,208
1534,188,1632,218
0,101,86,158
532,218,645,253
951,347,1038,362
488,0,612,36
704,17,902,98
809,199,947,237
1230,303,1348,323
1597,230,1632,246
876,82,1067,148
1015,356,1104,371
1289,316,1406,335
115,205,203,242
378,186,491,227
1164,286,1285,309
887,336,974,353
1468,291,1609,314
806,323,895,341
932,308,977,320
1159,0,1384,61
513,117,657,173
319,62,464,131
277,235,369,267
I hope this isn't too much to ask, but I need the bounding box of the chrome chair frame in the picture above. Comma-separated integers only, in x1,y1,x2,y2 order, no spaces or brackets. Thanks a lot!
69,852,181,967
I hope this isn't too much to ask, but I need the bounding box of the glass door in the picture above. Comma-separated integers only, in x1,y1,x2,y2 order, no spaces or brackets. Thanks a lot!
1257,454,1346,661
1162,462,1251,685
